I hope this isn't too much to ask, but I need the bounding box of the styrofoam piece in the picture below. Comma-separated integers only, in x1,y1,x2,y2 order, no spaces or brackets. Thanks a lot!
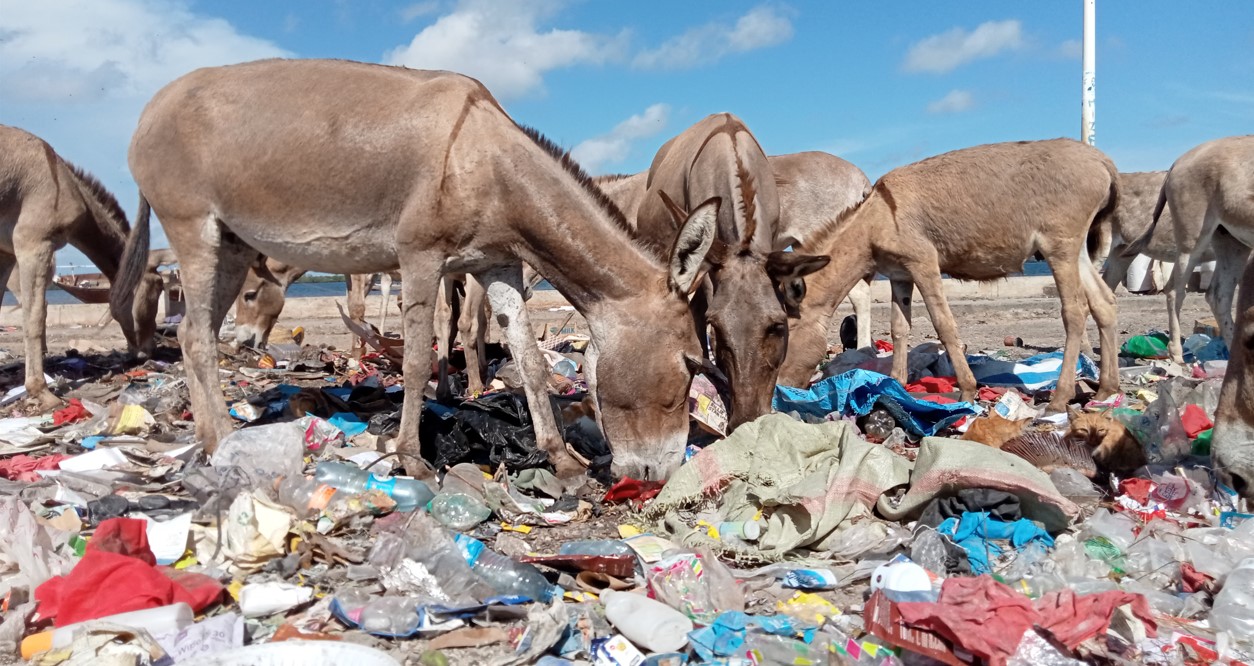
178,640,400,666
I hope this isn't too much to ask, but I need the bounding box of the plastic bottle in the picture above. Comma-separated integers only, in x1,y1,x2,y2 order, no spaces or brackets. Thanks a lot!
428,493,492,530
600,589,693,653
315,461,434,512
558,540,635,557
861,409,896,442
274,475,342,518
454,534,556,602
21,603,194,659
1212,558,1254,645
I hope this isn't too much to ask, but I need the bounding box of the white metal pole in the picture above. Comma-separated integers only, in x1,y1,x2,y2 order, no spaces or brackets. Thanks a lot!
1081,0,1096,145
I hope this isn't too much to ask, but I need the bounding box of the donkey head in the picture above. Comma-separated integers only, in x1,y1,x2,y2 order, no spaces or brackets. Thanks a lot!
657,190,828,430
1213,261,1254,500
232,257,305,350
598,197,722,481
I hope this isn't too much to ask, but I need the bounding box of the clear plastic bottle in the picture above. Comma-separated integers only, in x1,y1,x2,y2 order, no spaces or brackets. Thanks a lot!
454,534,556,602
1212,558,1254,645
600,589,692,653
315,461,434,512
274,475,342,518
428,493,492,530
558,540,635,557
861,409,896,442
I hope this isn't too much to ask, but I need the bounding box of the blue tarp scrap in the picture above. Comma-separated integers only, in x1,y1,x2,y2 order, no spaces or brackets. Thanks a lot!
687,611,813,662
966,351,1098,392
937,511,1054,575
772,369,976,437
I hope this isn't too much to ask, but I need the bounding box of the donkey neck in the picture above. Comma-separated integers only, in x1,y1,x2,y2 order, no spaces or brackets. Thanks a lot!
503,156,666,317
804,199,880,312
64,168,131,279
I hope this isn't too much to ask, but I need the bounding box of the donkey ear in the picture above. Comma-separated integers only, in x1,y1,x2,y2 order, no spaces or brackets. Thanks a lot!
657,189,689,225
766,251,831,282
669,197,720,295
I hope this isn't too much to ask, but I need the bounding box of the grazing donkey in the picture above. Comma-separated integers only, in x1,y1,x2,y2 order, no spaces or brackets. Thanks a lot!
0,125,162,409
791,139,1121,412
1126,136,1254,363
1212,255,1254,500
636,114,829,430
112,59,721,481
598,152,875,388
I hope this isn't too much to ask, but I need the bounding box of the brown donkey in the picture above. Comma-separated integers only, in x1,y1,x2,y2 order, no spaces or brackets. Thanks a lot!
1126,136,1254,364
1212,254,1254,500
113,59,722,481
0,125,162,409
636,114,829,430
792,139,1121,411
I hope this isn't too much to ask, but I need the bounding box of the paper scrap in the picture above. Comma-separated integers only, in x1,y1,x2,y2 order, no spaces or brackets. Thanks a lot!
137,511,193,565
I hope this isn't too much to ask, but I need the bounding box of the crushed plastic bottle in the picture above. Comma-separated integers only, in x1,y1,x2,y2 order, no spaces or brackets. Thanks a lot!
315,461,434,512
600,589,692,653
861,409,896,442
428,493,492,530
210,422,307,486
1212,557,1254,646
558,540,635,557
454,534,557,602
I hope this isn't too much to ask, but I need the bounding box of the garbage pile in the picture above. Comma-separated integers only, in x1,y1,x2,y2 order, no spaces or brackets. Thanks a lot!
0,316,1249,665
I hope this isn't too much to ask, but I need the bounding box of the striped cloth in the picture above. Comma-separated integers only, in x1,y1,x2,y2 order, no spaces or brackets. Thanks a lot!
967,351,1098,393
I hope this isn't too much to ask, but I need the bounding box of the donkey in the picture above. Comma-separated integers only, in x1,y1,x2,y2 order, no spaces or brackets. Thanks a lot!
1212,254,1254,500
635,114,829,430
1092,171,1215,293
791,139,1122,411
0,125,163,409
112,59,721,481
1125,136,1254,364
599,152,875,388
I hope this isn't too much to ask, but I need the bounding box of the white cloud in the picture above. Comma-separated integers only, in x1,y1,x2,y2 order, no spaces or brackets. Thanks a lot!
633,5,793,70
0,0,288,265
400,1,441,22
926,89,975,114
385,0,625,100
1057,38,1082,59
571,103,670,173
902,19,1024,74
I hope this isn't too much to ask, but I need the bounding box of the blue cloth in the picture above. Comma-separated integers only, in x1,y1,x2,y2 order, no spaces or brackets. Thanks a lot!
327,412,369,437
966,351,1098,392
937,511,1054,574
773,369,976,437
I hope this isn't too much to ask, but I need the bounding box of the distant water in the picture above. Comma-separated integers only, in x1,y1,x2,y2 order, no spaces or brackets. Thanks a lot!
5,261,1055,306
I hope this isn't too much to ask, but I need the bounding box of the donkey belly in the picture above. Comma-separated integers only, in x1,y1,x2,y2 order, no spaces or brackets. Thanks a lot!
226,216,402,276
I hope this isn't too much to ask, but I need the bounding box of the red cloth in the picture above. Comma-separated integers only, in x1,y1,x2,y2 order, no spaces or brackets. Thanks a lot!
895,576,1158,666
34,518,221,626
1181,562,1214,594
52,399,91,426
1034,588,1158,648
1119,478,1155,505
978,386,1009,401
904,376,957,393
603,477,665,505
0,454,69,482
1180,404,1213,439
874,340,893,353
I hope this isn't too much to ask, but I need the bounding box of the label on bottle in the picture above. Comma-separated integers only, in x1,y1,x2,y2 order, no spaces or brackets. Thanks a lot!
365,474,397,495
454,533,483,567
307,484,336,512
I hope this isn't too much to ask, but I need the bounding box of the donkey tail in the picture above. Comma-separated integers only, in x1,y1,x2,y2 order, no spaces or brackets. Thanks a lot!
109,191,152,332
1121,177,1167,259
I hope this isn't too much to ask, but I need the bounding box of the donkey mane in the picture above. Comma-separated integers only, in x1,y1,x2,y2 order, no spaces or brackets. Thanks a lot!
593,173,635,182
65,162,130,232
516,124,637,240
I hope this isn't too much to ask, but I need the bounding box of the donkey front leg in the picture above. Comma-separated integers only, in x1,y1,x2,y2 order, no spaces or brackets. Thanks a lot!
1206,230,1251,347
1079,253,1121,400
346,273,371,356
849,278,874,350
910,265,978,403
480,265,584,478
13,240,58,411
1042,251,1091,411
888,279,913,385
396,258,441,480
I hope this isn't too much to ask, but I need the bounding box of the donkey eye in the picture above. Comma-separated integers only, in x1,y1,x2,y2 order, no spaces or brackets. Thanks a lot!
766,322,788,338
243,291,258,302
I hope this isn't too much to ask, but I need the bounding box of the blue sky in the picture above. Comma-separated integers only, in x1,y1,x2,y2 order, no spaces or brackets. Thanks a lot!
2,0,1251,269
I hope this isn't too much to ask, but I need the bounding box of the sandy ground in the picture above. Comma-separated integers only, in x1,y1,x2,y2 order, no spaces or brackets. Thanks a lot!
0,287,1216,364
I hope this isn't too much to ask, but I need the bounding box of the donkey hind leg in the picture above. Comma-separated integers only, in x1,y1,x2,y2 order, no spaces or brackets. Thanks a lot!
481,265,584,479
909,263,978,403
378,272,393,333
433,276,459,400
171,223,257,452
1166,202,1221,363
460,275,488,395
1079,248,1120,400
346,274,372,356
1040,242,1092,411
395,256,442,481
13,239,58,411
888,279,913,386
850,278,873,349
1207,228,1252,345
